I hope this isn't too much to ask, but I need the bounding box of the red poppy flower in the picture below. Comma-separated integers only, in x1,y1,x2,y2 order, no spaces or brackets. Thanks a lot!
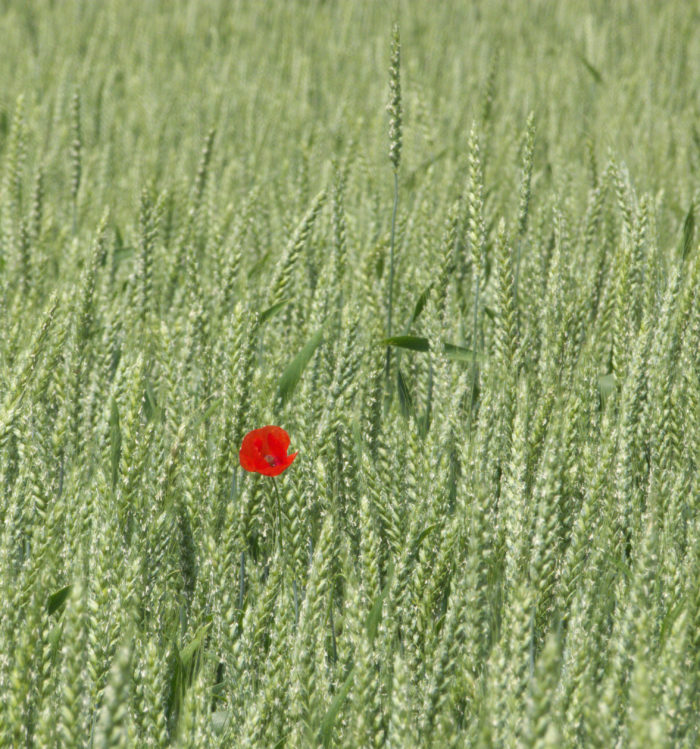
239,426,298,477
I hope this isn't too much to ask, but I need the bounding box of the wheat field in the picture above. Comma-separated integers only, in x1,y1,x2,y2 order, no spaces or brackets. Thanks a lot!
1,1,699,746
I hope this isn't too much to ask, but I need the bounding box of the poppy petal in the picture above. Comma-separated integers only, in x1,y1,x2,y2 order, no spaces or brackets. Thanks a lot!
239,426,297,476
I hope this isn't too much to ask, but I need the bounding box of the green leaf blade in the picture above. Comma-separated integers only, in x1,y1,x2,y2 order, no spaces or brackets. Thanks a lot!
277,327,325,404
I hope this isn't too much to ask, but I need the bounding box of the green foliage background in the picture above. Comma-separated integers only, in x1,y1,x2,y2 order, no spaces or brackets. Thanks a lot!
1,0,699,746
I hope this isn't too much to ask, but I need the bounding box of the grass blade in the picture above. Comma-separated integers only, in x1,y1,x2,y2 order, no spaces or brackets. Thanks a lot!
681,203,694,260
109,397,121,490
277,327,324,404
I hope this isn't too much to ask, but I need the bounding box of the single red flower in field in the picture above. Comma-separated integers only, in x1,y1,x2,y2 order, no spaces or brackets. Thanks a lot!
239,426,298,477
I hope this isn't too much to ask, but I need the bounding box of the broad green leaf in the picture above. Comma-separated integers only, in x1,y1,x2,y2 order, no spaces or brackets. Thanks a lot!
382,335,430,352
277,327,324,403
47,584,72,616
415,523,438,549
443,342,484,363
408,285,431,328
383,336,485,363
259,299,290,325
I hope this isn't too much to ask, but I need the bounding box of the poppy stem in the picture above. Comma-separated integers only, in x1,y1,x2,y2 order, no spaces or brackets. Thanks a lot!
271,479,283,552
